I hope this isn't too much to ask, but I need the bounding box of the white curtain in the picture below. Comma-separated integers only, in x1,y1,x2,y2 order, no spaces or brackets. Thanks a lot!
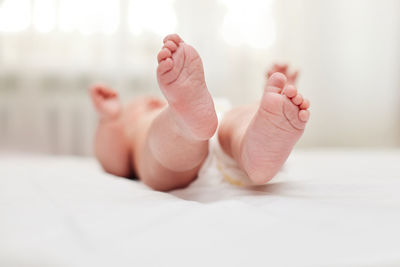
0,0,399,155
273,0,400,147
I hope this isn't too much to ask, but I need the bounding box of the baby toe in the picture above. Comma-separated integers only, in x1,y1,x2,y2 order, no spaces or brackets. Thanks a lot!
163,34,183,45
157,58,174,74
300,99,310,110
265,72,287,93
291,94,303,106
157,48,172,63
163,40,178,52
284,85,297,98
299,109,310,122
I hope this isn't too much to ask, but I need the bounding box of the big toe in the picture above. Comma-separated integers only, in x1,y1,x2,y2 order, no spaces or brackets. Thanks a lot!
265,72,287,93
163,33,183,45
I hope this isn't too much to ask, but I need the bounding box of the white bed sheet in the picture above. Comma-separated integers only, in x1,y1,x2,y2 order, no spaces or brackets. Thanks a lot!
1,149,400,267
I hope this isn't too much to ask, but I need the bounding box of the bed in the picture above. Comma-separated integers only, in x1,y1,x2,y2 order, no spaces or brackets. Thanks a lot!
1,149,400,267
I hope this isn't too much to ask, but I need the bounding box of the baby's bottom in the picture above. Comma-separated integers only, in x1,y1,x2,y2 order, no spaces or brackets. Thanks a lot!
91,34,310,191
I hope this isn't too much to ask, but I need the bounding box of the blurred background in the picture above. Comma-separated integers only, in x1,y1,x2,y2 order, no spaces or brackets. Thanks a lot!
0,0,399,156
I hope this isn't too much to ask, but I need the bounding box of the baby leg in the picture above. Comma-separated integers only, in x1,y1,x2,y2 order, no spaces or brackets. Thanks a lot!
218,73,310,184
132,34,218,191
90,85,132,177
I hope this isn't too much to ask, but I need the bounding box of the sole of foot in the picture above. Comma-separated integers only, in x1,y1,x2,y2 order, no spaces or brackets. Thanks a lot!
156,34,218,141
240,72,310,184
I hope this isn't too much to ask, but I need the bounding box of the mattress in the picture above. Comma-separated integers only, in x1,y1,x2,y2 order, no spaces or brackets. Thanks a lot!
1,149,400,267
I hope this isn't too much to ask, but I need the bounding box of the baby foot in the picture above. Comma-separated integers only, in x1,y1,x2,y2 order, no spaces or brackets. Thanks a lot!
90,84,122,119
156,34,217,140
240,72,310,184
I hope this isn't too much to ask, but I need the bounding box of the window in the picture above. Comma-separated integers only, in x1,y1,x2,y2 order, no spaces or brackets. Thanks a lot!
220,0,275,48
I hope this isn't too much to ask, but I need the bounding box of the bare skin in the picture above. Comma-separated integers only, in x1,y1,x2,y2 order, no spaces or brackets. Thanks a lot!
91,34,310,191
92,34,217,191
218,72,310,184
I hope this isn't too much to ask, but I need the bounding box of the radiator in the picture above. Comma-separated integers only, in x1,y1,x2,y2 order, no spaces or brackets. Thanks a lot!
0,93,97,156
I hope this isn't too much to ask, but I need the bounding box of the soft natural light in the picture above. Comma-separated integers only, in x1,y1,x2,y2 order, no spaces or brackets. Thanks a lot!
59,0,119,34
128,0,176,36
33,0,57,33
220,0,276,49
0,0,274,43
0,0,31,32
